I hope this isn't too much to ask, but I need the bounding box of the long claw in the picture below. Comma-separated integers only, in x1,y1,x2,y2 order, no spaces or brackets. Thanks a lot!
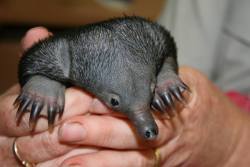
151,104,158,112
160,92,174,109
29,101,43,130
151,98,165,112
13,95,22,107
58,104,64,118
16,98,31,122
172,87,185,103
48,105,57,131
160,92,175,116
180,81,191,92
16,98,24,117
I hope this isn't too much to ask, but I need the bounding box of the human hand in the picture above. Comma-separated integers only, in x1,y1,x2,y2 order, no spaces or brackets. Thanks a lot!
0,27,101,166
57,67,250,167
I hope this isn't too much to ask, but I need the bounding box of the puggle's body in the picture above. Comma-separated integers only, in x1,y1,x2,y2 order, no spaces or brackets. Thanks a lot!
15,16,188,140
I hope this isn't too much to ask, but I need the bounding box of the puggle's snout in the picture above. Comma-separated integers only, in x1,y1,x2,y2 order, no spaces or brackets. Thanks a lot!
128,109,159,140
144,126,158,140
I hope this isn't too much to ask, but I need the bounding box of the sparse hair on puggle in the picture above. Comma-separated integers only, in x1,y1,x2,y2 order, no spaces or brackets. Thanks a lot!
15,16,189,140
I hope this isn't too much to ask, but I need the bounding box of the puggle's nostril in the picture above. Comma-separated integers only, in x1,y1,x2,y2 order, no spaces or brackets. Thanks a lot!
145,130,151,138
144,127,158,140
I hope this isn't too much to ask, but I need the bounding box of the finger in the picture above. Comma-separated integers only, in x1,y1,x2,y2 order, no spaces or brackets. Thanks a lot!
1,84,20,96
15,125,99,164
21,27,52,53
36,148,99,167
0,87,93,136
58,115,175,149
14,126,73,163
60,150,156,167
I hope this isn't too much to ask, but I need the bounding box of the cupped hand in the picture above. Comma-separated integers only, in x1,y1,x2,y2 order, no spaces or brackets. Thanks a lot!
57,67,250,167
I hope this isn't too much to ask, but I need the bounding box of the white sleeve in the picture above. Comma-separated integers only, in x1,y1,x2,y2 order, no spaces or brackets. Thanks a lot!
158,0,250,93
213,0,250,93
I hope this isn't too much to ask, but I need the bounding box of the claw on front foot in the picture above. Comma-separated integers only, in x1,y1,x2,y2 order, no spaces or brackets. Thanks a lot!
14,76,65,130
151,78,190,116
14,90,64,130
29,100,44,129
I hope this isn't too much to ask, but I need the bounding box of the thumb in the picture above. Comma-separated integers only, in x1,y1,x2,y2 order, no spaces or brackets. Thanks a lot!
21,27,52,54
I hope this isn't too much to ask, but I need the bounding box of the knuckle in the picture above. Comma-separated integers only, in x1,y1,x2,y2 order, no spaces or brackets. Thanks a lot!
41,132,61,157
96,120,114,146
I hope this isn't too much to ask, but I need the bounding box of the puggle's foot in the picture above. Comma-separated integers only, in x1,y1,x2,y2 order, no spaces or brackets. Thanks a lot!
14,76,65,130
151,77,190,115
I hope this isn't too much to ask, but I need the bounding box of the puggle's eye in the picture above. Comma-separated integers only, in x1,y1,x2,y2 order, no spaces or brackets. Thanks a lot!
110,97,119,107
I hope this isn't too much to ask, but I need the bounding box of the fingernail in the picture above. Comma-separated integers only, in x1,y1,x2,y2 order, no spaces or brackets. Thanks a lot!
59,122,86,142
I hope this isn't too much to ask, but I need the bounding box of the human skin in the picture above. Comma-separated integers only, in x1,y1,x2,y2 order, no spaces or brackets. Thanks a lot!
1,27,250,167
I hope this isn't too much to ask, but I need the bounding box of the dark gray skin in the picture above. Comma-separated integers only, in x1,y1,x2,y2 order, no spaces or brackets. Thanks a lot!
14,16,189,140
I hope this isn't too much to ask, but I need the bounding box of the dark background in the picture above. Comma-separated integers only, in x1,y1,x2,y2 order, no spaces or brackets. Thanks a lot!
0,0,165,93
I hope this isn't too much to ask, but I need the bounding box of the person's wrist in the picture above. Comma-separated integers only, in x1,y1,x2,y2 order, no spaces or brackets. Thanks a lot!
189,94,249,167
222,110,250,167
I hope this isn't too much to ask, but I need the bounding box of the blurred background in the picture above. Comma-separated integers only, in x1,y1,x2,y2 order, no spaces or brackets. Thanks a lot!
0,0,166,93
